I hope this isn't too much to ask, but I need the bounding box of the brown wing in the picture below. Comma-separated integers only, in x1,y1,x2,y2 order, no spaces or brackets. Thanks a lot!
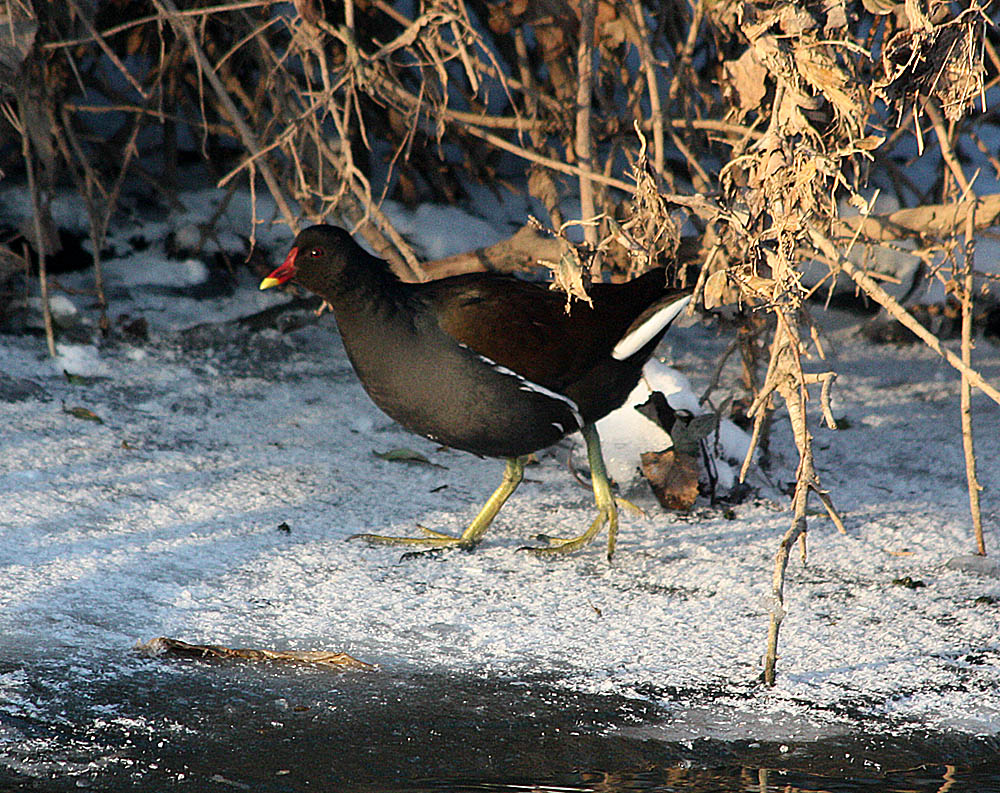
421,270,668,392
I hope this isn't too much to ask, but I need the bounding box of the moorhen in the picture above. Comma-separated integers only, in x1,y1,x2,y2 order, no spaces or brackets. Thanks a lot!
260,225,690,559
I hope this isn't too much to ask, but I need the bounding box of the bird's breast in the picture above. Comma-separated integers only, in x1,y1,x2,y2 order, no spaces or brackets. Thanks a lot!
335,312,582,458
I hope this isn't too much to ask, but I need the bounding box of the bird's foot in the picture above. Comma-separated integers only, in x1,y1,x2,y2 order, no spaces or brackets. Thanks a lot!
518,502,619,560
347,525,477,551
347,457,525,557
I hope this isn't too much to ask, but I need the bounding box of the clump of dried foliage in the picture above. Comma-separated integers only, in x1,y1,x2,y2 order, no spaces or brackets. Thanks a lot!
1,0,997,683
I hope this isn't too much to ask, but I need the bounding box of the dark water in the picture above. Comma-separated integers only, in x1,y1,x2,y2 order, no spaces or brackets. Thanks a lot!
1,654,998,792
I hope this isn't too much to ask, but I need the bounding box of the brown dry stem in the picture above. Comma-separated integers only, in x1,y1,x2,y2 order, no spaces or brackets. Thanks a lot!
757,312,843,686
809,228,1000,407
574,0,598,251
151,0,297,234
15,103,56,358
961,203,986,555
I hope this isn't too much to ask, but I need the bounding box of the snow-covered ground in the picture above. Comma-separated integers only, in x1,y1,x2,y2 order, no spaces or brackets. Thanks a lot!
1,183,999,787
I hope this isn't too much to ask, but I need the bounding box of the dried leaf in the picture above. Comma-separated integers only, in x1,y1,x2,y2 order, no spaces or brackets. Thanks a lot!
861,0,898,15
793,158,819,192
527,167,561,226
794,45,860,123
775,91,814,135
854,135,885,151
63,370,93,386
640,449,700,511
618,126,681,274
822,0,848,30
877,8,986,124
703,269,731,309
670,413,718,456
723,50,768,119
136,637,375,669
635,392,717,459
546,249,593,312
63,405,103,423
761,150,789,181
634,391,676,433
778,3,818,36
373,448,441,466
486,0,529,35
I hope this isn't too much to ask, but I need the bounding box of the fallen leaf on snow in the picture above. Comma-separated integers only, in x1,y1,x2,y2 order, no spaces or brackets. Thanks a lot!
640,449,700,511
62,405,103,423
373,448,444,467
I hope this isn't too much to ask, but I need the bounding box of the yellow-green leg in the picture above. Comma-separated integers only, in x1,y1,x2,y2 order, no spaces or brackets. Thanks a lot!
349,456,525,551
521,423,619,560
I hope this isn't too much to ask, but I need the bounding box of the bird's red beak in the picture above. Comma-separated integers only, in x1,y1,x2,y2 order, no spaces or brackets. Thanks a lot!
259,247,299,290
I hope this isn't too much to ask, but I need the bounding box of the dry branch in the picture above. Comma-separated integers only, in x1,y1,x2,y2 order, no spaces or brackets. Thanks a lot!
961,201,986,556
809,228,1000,407
15,104,55,358
574,0,598,250
136,636,375,670
150,0,297,236
758,313,843,685
833,194,1000,241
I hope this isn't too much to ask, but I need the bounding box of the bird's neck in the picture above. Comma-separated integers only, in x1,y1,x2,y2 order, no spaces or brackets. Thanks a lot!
308,249,410,318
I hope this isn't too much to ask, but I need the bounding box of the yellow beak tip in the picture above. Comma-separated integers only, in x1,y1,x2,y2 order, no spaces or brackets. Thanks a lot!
259,277,281,291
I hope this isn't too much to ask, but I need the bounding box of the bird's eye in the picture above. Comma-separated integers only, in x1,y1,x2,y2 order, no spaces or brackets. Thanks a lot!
307,246,324,258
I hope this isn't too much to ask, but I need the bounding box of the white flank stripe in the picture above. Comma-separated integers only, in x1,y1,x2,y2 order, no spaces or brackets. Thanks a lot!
612,294,691,361
459,344,584,428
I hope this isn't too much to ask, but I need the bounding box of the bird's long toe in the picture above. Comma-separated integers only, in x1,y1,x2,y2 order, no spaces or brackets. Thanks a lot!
346,527,472,549
518,504,617,558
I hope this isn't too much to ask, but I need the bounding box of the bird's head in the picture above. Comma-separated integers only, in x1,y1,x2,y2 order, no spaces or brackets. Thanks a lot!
259,225,358,293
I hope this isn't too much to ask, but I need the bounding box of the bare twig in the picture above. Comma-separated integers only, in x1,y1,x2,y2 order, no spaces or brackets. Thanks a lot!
628,0,664,178
14,104,56,358
575,0,598,250
41,1,271,49
810,227,1000,407
460,124,718,220
150,0,298,234
764,519,803,686
926,101,971,198
960,202,986,555
760,312,842,685
53,102,143,334
65,0,149,99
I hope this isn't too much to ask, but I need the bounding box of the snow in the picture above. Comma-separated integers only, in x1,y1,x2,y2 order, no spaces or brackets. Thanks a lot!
383,202,510,259
26,294,78,329
1,183,999,771
53,343,112,377
595,359,750,487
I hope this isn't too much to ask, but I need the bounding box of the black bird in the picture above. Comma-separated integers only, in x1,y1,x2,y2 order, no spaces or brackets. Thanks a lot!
260,225,690,559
